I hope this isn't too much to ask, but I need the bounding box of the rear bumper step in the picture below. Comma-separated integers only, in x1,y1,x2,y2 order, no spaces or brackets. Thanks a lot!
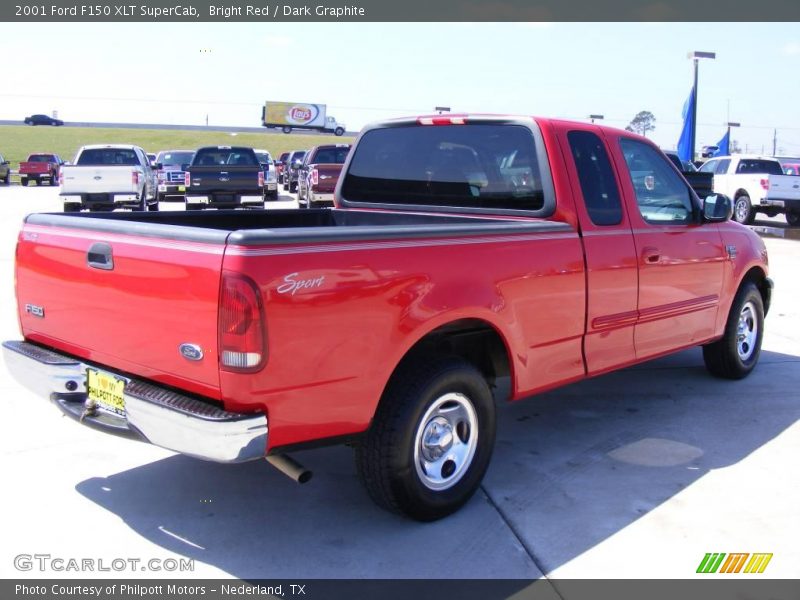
2,340,268,463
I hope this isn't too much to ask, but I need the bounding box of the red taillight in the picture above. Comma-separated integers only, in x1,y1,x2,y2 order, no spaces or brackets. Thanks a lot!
311,168,318,186
218,273,267,372
760,178,769,190
132,170,139,185
185,172,191,186
258,170,265,187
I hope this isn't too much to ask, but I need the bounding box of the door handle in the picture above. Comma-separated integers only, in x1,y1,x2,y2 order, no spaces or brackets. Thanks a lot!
642,246,661,264
87,242,114,271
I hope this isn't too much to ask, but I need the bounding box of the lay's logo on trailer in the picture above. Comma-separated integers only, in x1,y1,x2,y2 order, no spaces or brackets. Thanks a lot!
287,105,319,125
696,552,773,574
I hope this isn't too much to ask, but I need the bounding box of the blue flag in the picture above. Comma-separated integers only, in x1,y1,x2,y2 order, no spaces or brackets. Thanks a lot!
677,87,695,162
714,130,730,156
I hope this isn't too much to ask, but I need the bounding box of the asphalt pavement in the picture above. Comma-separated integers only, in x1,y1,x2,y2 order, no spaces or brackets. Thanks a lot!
0,184,797,585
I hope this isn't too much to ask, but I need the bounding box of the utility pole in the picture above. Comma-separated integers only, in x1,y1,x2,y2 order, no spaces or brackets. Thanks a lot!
772,129,777,156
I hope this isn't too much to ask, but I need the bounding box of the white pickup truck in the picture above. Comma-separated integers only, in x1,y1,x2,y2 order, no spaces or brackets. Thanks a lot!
698,155,800,226
59,144,158,213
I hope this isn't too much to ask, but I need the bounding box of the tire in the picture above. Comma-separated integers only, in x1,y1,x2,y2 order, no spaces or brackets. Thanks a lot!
334,127,344,136
290,181,298,193
703,282,764,380
733,194,755,225
148,199,160,211
355,356,496,521
282,126,292,134
21,178,29,187
134,192,147,212
63,203,81,213
786,212,800,227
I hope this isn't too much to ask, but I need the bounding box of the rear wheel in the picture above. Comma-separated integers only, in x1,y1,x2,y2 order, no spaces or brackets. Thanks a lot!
355,356,496,521
703,282,764,379
733,194,755,225
786,211,800,227
282,126,292,134
21,178,29,187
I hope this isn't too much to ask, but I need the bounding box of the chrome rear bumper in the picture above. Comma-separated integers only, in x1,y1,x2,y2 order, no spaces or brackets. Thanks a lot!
2,340,268,463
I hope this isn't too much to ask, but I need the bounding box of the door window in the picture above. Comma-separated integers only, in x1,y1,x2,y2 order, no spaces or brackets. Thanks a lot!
620,139,695,225
567,131,623,226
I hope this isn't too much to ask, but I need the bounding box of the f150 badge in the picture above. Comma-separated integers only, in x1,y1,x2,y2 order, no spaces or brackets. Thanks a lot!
25,304,45,318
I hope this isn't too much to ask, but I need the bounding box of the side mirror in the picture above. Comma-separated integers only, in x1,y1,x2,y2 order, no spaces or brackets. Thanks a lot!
153,162,162,170
703,193,732,222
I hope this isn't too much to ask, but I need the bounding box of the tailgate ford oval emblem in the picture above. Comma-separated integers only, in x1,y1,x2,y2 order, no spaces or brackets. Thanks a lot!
179,343,204,361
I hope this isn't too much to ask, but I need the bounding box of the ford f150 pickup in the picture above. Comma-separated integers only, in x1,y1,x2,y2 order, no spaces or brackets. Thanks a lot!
59,145,158,212
3,115,772,521
184,146,265,210
155,150,194,202
699,155,800,226
297,144,351,208
19,153,64,186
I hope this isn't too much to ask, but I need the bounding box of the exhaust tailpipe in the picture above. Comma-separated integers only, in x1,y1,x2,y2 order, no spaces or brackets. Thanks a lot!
266,454,312,484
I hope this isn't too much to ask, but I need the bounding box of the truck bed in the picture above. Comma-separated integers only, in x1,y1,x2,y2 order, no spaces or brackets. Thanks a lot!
17,209,576,445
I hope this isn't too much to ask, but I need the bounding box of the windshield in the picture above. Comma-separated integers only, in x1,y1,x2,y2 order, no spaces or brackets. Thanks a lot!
77,148,139,166
254,152,272,164
736,160,784,175
193,148,258,166
312,147,350,164
341,124,551,212
157,151,194,166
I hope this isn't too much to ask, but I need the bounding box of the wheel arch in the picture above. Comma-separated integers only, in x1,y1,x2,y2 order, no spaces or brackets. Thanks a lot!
739,265,771,315
381,317,514,406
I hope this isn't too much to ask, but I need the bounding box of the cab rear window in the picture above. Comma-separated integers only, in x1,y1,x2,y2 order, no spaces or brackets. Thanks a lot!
341,124,554,214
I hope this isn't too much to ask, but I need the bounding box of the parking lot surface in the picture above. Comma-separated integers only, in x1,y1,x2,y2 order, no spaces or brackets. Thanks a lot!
0,185,798,582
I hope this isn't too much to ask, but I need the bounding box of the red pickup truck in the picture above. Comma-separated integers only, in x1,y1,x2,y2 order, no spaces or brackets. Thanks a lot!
297,143,351,208
3,115,771,521
19,153,64,186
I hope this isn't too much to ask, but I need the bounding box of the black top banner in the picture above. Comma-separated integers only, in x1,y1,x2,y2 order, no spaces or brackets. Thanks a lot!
3,0,800,21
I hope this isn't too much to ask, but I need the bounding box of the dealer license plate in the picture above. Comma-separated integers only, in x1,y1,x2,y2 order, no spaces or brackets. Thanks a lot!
87,368,126,416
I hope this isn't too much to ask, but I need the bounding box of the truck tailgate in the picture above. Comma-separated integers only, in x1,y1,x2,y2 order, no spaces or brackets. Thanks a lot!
766,175,800,201
61,166,139,194
20,162,50,174
311,163,343,193
15,217,225,399
187,166,260,195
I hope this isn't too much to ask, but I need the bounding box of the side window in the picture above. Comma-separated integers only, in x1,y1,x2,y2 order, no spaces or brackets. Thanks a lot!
715,159,730,174
567,131,623,226
698,159,718,173
620,138,694,225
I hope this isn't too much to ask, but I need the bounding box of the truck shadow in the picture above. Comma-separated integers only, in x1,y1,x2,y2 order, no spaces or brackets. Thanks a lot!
76,347,800,579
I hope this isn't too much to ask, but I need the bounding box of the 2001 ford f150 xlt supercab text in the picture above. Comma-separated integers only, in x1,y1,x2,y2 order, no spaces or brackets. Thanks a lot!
3,115,772,521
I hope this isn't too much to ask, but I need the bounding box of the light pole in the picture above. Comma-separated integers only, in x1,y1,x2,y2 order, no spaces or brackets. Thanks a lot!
688,51,716,161
589,114,604,124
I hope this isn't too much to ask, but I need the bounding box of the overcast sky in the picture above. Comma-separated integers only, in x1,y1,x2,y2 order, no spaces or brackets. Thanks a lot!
2,22,799,155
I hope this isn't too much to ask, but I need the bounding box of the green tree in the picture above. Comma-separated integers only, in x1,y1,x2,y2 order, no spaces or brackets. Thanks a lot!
625,111,656,137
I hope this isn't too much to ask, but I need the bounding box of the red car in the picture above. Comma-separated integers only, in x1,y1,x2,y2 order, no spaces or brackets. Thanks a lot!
18,153,64,186
297,143,351,208
4,115,771,521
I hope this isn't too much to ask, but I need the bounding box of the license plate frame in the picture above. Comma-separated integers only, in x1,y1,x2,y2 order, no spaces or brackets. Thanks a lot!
86,368,127,417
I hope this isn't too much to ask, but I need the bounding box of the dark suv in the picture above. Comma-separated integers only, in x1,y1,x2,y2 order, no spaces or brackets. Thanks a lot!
283,150,307,193
24,114,64,126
